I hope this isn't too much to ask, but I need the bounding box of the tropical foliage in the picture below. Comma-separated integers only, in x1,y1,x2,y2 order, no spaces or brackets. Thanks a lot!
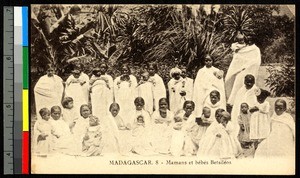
31,4,295,101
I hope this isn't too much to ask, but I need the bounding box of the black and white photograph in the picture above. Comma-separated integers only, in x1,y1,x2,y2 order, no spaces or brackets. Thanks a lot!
30,4,295,174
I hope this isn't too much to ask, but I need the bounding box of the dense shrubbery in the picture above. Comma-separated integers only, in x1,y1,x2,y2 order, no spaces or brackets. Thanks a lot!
30,4,295,108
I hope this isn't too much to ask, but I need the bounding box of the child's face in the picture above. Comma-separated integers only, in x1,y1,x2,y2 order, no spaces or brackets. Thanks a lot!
81,106,91,118
110,107,119,117
66,101,74,109
135,102,144,111
184,103,194,116
244,78,254,89
237,37,245,44
257,96,265,104
203,108,211,118
89,117,98,126
174,116,182,123
210,93,219,105
137,116,144,123
220,117,228,127
148,66,155,76
51,108,61,120
241,104,249,114
275,101,286,116
204,57,213,68
215,110,223,121
42,112,51,121
159,101,168,110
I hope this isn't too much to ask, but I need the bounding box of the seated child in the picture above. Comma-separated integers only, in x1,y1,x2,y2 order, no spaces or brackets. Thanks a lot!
170,115,185,156
131,115,156,156
61,97,79,131
197,111,242,159
49,106,74,154
238,103,252,149
109,103,132,155
82,116,104,156
33,108,53,157
194,107,214,143
150,98,174,154
249,89,271,145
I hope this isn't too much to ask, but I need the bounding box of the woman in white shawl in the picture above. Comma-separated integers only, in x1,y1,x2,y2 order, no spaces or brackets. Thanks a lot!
147,62,166,111
114,64,137,123
225,38,261,105
65,69,89,115
90,63,114,120
193,55,226,118
34,64,64,120
255,99,295,158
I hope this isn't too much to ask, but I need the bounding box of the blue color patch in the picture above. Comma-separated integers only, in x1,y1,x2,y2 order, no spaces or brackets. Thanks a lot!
22,7,28,46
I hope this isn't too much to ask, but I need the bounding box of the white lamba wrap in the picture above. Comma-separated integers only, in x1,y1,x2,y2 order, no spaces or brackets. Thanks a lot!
149,74,166,111
34,75,64,120
193,66,226,118
225,44,261,105
255,112,295,158
90,74,114,119
136,81,154,115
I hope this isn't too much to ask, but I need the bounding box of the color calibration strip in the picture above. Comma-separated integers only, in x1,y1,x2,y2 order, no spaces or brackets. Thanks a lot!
3,6,29,174
22,6,29,174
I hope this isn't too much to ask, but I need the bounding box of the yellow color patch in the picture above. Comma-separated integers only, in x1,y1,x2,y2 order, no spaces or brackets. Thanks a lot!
23,89,29,131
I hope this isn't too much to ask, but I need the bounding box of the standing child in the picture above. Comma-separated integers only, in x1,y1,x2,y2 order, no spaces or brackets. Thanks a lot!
168,67,184,113
249,89,271,147
238,103,252,149
151,98,174,154
82,116,104,156
33,108,53,157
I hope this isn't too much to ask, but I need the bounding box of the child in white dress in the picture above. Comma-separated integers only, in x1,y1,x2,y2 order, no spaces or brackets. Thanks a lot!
33,108,53,157
249,89,271,146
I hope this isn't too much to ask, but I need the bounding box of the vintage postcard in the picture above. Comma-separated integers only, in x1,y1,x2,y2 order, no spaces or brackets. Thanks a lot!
30,4,295,174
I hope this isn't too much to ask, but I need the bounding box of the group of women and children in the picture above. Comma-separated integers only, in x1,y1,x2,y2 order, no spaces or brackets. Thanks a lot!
33,41,295,159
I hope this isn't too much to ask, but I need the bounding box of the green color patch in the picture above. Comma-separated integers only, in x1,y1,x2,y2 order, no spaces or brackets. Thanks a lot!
23,47,28,89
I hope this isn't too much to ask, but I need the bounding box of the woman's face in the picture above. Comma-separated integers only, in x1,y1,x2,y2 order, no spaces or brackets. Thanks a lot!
159,101,168,110
275,101,286,116
99,64,107,74
205,57,213,68
81,106,91,118
110,107,119,117
47,67,55,77
122,66,129,75
148,65,155,76
210,93,220,105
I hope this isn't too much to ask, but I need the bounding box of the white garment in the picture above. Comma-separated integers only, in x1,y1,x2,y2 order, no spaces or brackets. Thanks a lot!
90,74,114,119
33,119,53,155
149,74,166,111
181,77,194,101
168,77,186,113
231,85,259,136
65,74,89,116
34,75,64,120
114,75,137,123
249,101,271,139
203,96,226,122
193,66,226,118
49,118,73,152
136,81,154,114
197,121,242,159
255,112,295,158
62,107,79,127
101,114,120,155
129,109,152,128
225,44,261,104
150,110,174,153
72,116,89,153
